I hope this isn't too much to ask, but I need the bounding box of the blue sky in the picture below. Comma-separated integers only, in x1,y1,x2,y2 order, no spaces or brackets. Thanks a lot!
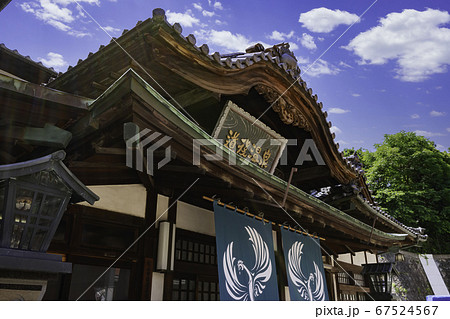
1,0,449,152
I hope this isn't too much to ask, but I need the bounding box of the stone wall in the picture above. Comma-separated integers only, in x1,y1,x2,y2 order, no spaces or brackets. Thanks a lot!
379,251,433,301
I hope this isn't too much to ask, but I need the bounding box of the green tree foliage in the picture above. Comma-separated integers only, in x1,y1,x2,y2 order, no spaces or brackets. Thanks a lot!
345,132,450,253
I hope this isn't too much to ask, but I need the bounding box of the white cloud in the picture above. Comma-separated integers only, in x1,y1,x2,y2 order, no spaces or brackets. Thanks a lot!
267,30,295,41
193,3,202,11
414,130,445,137
436,144,446,151
67,30,91,38
103,25,121,34
46,18,71,31
345,9,450,82
303,59,340,77
299,7,359,33
213,1,223,10
195,29,252,52
202,10,215,17
20,2,35,13
337,139,349,145
330,126,342,134
39,52,67,71
447,128,450,132
215,19,226,26
19,0,98,36
296,56,310,64
410,114,420,119
300,33,316,50
166,9,200,28
430,110,446,117
288,42,299,51
351,93,360,97
339,61,353,68
328,107,350,114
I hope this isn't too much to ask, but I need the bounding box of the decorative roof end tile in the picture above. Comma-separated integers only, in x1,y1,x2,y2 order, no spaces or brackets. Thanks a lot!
152,8,166,21
173,23,182,34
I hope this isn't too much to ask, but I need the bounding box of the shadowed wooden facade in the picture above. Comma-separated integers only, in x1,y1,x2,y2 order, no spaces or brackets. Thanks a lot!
0,8,427,300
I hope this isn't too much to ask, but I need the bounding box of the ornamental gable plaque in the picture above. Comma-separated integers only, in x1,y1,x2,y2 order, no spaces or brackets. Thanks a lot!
212,101,287,173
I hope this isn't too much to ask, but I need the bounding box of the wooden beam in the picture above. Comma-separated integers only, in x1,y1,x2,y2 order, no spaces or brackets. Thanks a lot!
109,71,121,80
168,87,219,108
68,161,126,168
0,150,16,163
292,165,331,183
94,146,126,155
345,244,356,256
92,81,108,91
244,198,280,208
338,284,370,293
159,164,205,175
0,123,72,148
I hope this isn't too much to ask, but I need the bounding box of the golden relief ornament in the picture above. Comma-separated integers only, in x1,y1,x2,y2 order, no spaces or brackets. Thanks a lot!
213,100,287,174
255,84,311,131
224,130,272,169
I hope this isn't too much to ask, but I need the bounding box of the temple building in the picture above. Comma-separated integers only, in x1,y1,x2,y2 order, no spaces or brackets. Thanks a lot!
0,8,427,301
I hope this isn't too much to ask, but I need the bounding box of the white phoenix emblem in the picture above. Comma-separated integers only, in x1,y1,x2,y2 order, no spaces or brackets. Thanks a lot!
223,226,272,300
288,241,326,301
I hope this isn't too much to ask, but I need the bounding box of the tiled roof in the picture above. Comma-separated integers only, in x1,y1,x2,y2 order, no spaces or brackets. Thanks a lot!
0,43,57,74
0,43,58,84
52,9,348,172
362,262,397,275
363,198,427,240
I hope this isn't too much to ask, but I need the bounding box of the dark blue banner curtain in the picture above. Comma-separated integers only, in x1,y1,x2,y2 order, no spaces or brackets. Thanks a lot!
213,201,279,301
280,227,329,301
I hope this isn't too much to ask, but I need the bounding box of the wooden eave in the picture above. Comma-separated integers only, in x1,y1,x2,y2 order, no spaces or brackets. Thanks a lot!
46,13,358,188
43,10,424,247
151,25,358,186
0,72,92,163
0,72,91,134
0,44,57,84
65,69,419,252
0,72,91,111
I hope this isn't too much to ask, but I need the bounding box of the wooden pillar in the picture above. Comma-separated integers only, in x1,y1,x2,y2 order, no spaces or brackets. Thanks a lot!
136,186,158,300
274,226,288,300
331,256,339,301
162,195,177,301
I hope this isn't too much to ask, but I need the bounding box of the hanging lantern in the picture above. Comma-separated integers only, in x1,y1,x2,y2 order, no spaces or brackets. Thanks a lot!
362,263,398,301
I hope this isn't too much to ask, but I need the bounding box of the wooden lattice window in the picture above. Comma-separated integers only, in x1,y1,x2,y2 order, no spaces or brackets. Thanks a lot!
337,272,351,285
175,236,216,265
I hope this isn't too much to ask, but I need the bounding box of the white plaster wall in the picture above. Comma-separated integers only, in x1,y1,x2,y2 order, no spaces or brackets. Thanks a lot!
338,251,377,265
77,184,146,218
337,253,352,264
176,201,215,236
366,251,377,264
353,251,366,266
150,273,164,301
